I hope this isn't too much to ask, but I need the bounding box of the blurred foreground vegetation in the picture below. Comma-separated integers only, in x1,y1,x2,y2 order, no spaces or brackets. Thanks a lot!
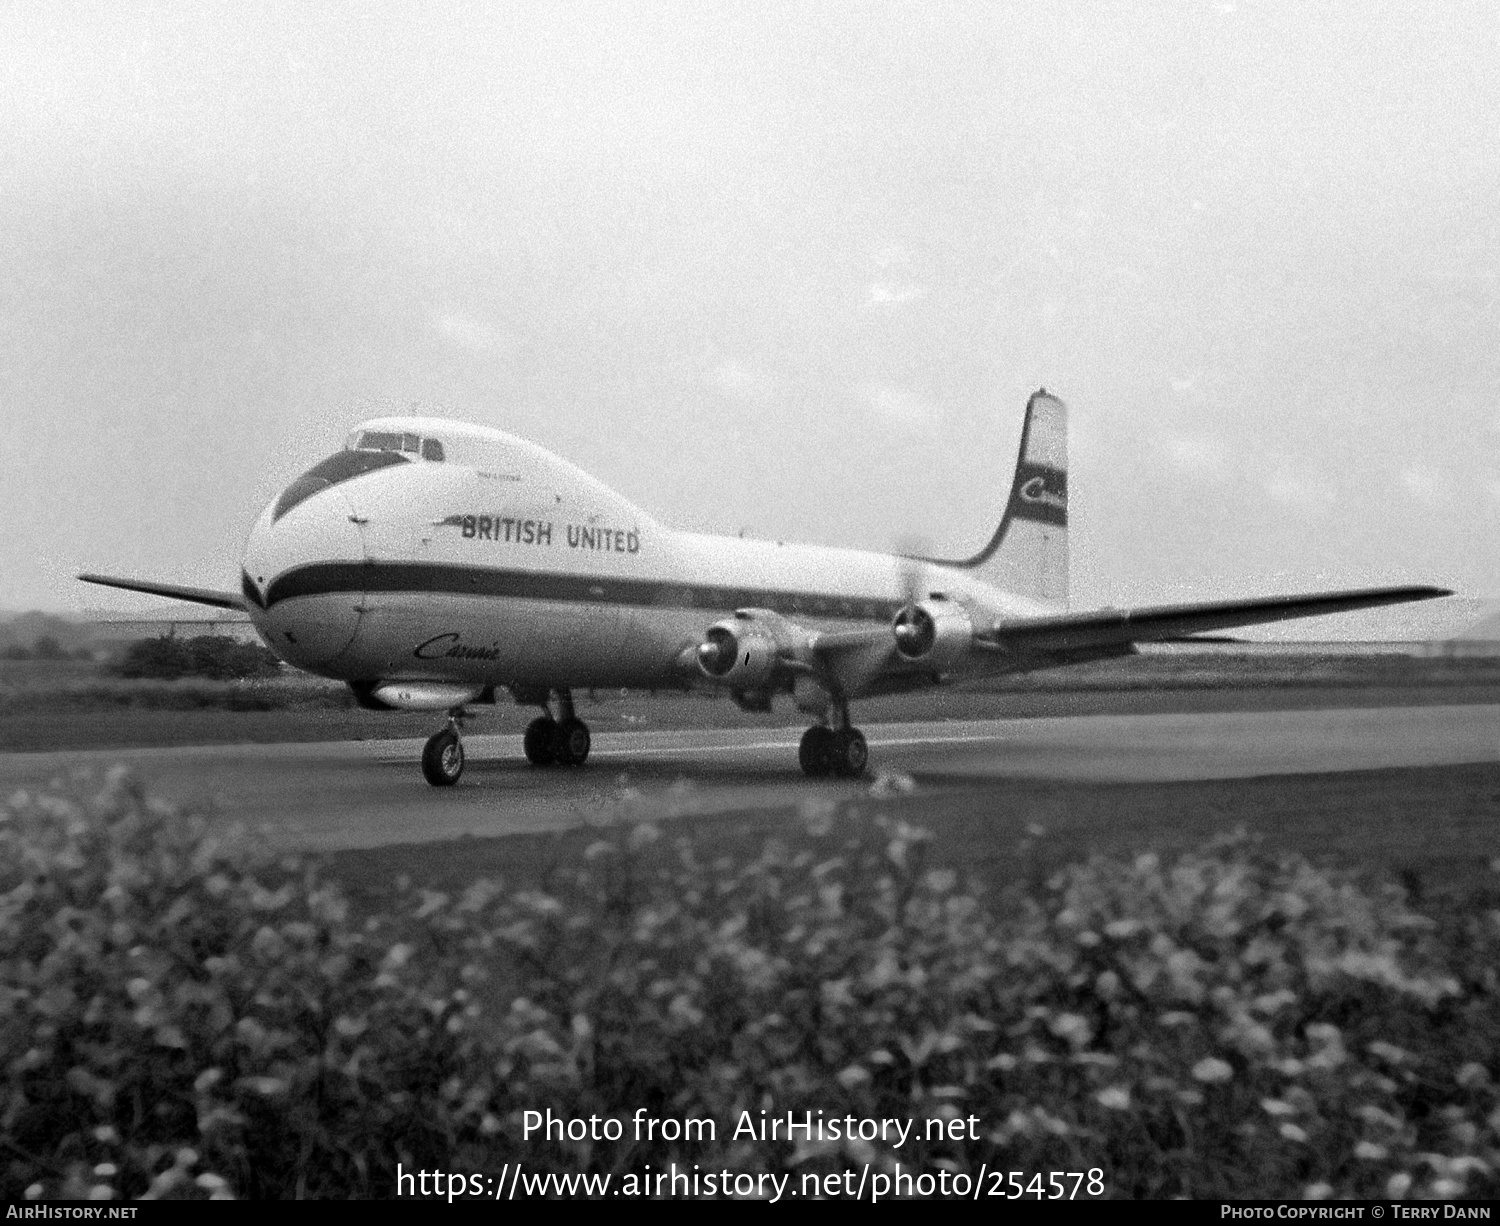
3,772,1498,1200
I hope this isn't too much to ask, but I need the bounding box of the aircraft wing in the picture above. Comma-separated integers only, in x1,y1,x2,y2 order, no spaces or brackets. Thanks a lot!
808,583,1451,693
987,584,1451,654
78,572,247,612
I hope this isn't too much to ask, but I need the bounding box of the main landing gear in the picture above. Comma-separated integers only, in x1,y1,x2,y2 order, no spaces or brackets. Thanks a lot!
798,701,868,779
522,688,592,768
420,688,592,786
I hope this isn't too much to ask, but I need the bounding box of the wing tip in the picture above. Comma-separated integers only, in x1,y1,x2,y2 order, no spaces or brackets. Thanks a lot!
1377,584,1454,602
77,572,246,612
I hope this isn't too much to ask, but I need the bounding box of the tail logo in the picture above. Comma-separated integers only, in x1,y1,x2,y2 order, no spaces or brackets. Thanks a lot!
1019,475,1066,511
1011,463,1067,526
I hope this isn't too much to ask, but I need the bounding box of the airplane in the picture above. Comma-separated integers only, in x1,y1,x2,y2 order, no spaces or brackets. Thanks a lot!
80,390,1450,787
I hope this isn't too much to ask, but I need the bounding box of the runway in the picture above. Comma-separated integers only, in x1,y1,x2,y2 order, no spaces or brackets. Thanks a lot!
5,703,1498,851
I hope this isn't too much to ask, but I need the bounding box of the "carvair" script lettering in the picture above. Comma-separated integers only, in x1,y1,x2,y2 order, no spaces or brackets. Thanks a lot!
413,633,501,661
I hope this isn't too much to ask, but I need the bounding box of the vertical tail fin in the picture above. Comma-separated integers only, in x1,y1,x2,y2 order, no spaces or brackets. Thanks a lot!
933,388,1068,607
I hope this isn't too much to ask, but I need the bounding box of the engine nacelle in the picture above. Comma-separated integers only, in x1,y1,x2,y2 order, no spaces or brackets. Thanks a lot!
891,599,974,673
696,619,779,689
694,608,814,691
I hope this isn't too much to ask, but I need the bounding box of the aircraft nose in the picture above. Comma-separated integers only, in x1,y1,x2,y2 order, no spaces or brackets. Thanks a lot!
242,488,366,672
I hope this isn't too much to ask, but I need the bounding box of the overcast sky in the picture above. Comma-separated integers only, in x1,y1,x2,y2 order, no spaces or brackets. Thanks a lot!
3,2,1496,635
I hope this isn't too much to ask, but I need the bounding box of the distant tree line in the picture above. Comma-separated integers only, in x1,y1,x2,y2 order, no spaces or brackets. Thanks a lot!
109,634,282,681
0,635,88,662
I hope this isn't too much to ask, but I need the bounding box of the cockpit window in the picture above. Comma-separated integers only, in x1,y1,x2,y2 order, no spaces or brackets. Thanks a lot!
272,449,409,523
346,430,446,461
355,430,421,453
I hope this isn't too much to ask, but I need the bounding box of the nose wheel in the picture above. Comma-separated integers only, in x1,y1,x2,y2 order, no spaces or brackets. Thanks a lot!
523,689,592,767
421,722,465,787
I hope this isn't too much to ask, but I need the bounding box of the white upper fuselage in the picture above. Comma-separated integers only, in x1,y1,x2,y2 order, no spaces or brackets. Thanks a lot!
239,416,1052,690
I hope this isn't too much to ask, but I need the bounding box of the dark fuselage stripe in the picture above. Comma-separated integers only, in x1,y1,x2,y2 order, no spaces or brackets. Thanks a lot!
264,561,904,622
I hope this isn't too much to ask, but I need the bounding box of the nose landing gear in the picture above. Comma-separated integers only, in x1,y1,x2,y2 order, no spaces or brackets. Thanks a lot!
421,714,467,787
522,688,592,767
798,698,868,779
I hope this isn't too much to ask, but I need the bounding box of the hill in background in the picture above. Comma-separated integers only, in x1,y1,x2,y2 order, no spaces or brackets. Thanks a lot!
0,612,97,654
1456,601,1500,640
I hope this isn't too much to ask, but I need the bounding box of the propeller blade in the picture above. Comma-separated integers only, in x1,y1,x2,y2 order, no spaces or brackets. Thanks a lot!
893,534,929,609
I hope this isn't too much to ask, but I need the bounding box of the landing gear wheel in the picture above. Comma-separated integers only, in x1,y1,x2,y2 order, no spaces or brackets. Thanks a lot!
422,728,464,787
524,716,557,766
832,728,868,779
556,717,591,766
799,725,836,778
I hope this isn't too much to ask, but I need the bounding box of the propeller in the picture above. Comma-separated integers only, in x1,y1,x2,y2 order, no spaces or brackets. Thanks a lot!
893,535,929,603
893,603,935,657
697,626,738,677
892,538,936,659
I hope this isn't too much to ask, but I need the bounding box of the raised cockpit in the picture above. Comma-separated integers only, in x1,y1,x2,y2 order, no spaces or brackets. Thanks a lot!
273,419,512,524
346,417,528,473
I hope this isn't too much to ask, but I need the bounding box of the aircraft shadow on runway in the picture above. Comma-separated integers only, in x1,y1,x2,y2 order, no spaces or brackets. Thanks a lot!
374,754,820,788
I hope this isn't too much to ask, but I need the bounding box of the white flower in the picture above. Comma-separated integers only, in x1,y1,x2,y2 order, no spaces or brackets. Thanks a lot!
1251,989,1298,1015
1456,1062,1490,1088
1048,1012,1092,1047
1191,1057,1233,1083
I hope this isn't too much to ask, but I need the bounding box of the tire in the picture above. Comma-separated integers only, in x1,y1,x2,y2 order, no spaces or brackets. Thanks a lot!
557,717,591,766
833,728,868,778
799,725,836,778
421,729,464,787
524,716,556,766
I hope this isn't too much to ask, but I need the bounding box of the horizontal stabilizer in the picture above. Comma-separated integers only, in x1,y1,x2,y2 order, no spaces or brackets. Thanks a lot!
78,573,246,612
993,585,1452,655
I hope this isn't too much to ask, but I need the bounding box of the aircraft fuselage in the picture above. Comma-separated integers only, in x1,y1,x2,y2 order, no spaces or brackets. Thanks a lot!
238,416,1047,692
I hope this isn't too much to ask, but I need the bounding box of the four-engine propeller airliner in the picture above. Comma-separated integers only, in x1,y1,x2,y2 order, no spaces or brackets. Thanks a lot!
81,390,1449,786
